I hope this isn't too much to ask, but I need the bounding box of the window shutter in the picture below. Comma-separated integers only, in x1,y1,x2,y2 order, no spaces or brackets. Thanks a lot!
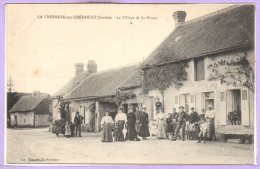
190,93,196,110
241,89,250,126
219,91,227,125
174,95,179,109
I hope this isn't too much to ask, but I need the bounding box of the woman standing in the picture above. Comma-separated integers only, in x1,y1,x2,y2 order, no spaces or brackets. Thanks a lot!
126,107,137,141
100,112,114,142
115,108,127,141
156,109,166,139
140,106,150,140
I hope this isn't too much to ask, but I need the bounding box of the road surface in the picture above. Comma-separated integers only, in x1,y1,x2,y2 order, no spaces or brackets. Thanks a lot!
6,128,254,165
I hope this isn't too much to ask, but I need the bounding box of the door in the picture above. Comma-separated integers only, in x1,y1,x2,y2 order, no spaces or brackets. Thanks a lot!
15,115,17,127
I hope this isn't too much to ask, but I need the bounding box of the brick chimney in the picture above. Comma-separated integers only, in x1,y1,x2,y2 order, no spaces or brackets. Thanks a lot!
33,91,40,96
173,11,186,28
87,60,97,74
75,63,84,75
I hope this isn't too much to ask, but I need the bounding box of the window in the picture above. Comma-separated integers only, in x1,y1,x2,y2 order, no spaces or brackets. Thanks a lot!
194,58,205,81
227,89,241,125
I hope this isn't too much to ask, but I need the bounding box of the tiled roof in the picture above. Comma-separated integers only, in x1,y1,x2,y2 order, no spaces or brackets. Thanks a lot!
144,5,254,65
9,95,49,113
118,69,142,89
54,71,90,97
64,64,139,100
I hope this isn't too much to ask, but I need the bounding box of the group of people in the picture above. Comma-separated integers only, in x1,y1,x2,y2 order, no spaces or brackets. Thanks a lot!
100,106,150,142
100,103,216,144
156,105,216,143
64,111,84,138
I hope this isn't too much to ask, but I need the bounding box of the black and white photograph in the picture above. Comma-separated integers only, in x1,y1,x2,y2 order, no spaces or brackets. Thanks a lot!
5,3,255,164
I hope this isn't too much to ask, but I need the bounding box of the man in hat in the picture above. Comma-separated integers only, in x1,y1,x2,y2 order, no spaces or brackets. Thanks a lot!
172,106,189,141
205,105,216,141
171,108,178,133
140,105,150,140
74,111,83,137
155,97,162,111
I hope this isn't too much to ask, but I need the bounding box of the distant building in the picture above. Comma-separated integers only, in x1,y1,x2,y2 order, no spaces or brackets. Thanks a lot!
9,93,52,127
142,5,255,138
53,60,141,132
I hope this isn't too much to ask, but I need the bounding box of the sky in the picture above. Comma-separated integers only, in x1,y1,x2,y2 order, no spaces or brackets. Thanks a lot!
6,4,233,95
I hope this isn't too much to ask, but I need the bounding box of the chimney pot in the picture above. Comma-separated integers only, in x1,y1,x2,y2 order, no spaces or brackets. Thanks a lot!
33,91,40,96
87,60,97,74
173,11,186,27
75,63,84,75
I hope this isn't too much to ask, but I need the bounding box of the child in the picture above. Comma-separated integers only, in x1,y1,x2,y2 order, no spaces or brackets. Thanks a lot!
165,113,173,139
185,122,191,140
197,118,209,143
113,123,120,142
64,121,71,138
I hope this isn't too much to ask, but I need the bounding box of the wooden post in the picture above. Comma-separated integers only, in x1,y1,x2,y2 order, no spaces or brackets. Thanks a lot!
95,101,100,132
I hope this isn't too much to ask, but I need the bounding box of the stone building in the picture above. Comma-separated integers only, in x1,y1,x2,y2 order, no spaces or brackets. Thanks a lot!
142,5,255,138
9,92,52,127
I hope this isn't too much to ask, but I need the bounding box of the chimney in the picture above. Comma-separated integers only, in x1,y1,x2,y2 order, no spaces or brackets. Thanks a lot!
87,60,97,74
75,63,84,75
173,11,186,28
33,91,40,96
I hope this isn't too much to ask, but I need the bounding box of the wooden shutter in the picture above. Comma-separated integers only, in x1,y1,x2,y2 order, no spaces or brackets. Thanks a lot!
219,91,227,125
241,89,250,126
190,93,196,110
174,95,179,110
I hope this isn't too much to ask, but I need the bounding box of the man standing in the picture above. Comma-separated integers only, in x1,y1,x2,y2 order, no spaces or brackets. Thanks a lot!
140,105,150,140
155,97,162,111
205,105,216,141
172,106,189,141
74,111,83,137
171,108,178,140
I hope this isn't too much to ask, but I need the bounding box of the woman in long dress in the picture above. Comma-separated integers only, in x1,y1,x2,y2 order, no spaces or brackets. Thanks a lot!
140,106,150,140
126,107,137,141
156,109,166,139
100,112,114,142
115,108,127,141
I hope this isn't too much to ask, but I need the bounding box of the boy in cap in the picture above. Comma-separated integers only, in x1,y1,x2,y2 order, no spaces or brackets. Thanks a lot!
197,118,209,143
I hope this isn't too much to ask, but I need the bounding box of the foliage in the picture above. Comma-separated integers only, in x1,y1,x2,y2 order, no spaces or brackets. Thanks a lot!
99,91,136,106
143,61,189,93
7,76,15,93
114,91,136,106
57,96,70,120
208,51,254,92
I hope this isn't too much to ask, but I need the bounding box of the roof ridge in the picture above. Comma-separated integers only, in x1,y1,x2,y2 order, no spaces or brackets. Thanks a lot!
63,73,95,99
181,5,240,26
91,62,140,76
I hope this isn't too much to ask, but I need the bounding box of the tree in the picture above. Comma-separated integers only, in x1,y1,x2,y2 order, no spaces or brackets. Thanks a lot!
208,51,254,92
7,76,15,93
143,61,189,110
